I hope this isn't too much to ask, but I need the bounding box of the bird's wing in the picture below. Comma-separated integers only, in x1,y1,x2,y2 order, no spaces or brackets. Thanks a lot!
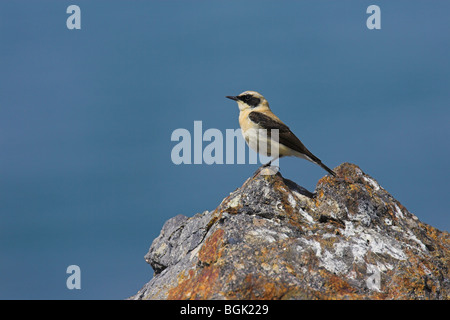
248,111,291,133
248,111,316,158
248,111,336,176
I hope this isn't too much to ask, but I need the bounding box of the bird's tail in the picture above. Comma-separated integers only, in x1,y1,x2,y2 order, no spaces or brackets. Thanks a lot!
296,151,336,177
318,161,336,177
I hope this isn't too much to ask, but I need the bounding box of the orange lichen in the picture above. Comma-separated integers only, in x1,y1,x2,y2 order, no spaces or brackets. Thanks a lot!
198,228,225,265
229,273,291,300
167,265,221,300
167,228,226,300
319,271,355,297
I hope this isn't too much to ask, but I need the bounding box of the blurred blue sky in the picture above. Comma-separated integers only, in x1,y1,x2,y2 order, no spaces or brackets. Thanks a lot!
0,1,449,299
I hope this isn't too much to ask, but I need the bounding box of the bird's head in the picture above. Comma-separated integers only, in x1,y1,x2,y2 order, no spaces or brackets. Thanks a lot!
226,91,269,112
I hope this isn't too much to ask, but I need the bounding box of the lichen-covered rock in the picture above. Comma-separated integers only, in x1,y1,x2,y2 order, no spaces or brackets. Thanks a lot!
131,163,449,300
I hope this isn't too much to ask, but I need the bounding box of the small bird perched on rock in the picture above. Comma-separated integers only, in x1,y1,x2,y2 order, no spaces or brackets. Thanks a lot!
226,91,335,176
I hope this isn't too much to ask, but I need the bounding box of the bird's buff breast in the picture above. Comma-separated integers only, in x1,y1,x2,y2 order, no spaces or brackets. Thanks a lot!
239,110,300,158
239,111,283,157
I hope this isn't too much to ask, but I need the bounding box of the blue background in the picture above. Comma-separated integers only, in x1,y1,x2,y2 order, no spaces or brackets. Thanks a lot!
1,1,449,299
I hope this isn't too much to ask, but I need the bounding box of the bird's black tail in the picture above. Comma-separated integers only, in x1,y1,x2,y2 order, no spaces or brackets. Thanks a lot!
318,161,336,177
301,150,336,177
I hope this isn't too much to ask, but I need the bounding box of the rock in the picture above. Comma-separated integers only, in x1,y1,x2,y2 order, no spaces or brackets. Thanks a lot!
131,163,450,300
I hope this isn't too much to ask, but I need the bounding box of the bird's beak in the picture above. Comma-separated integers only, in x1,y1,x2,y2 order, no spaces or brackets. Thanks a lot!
226,96,239,101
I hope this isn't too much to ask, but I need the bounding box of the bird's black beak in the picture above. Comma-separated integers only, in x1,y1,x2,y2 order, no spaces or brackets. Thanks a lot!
226,96,239,101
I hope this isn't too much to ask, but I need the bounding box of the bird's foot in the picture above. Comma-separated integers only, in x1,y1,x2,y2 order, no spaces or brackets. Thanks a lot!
261,160,272,168
252,161,279,178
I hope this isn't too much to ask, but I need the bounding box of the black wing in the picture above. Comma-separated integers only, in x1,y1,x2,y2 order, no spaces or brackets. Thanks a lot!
248,111,313,156
248,111,336,176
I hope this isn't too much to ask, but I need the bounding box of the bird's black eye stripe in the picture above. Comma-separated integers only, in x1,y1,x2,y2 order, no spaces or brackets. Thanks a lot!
238,94,250,102
238,94,260,107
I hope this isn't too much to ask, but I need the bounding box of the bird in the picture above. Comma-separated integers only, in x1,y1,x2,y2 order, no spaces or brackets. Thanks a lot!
226,91,336,176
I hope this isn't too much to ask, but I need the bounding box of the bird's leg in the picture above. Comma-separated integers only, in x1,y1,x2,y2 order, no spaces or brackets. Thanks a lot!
262,155,282,168
261,160,272,168
252,160,274,178
252,160,270,178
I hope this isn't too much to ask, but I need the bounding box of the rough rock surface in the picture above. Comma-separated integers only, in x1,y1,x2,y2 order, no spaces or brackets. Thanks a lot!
131,163,449,300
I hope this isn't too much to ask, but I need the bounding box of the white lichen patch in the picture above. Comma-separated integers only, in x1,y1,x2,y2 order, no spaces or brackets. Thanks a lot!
292,190,306,201
362,230,407,261
318,230,407,276
154,242,168,256
291,190,317,213
364,176,381,191
247,231,275,243
355,203,373,226
227,194,241,208
394,203,404,219
405,230,427,252
246,227,289,244
320,249,349,274
297,238,322,257
322,233,337,239
299,208,315,224
189,244,202,260
275,201,284,211
347,270,357,280
376,261,394,272
354,167,364,176
342,221,356,237
287,193,297,209
323,222,409,275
